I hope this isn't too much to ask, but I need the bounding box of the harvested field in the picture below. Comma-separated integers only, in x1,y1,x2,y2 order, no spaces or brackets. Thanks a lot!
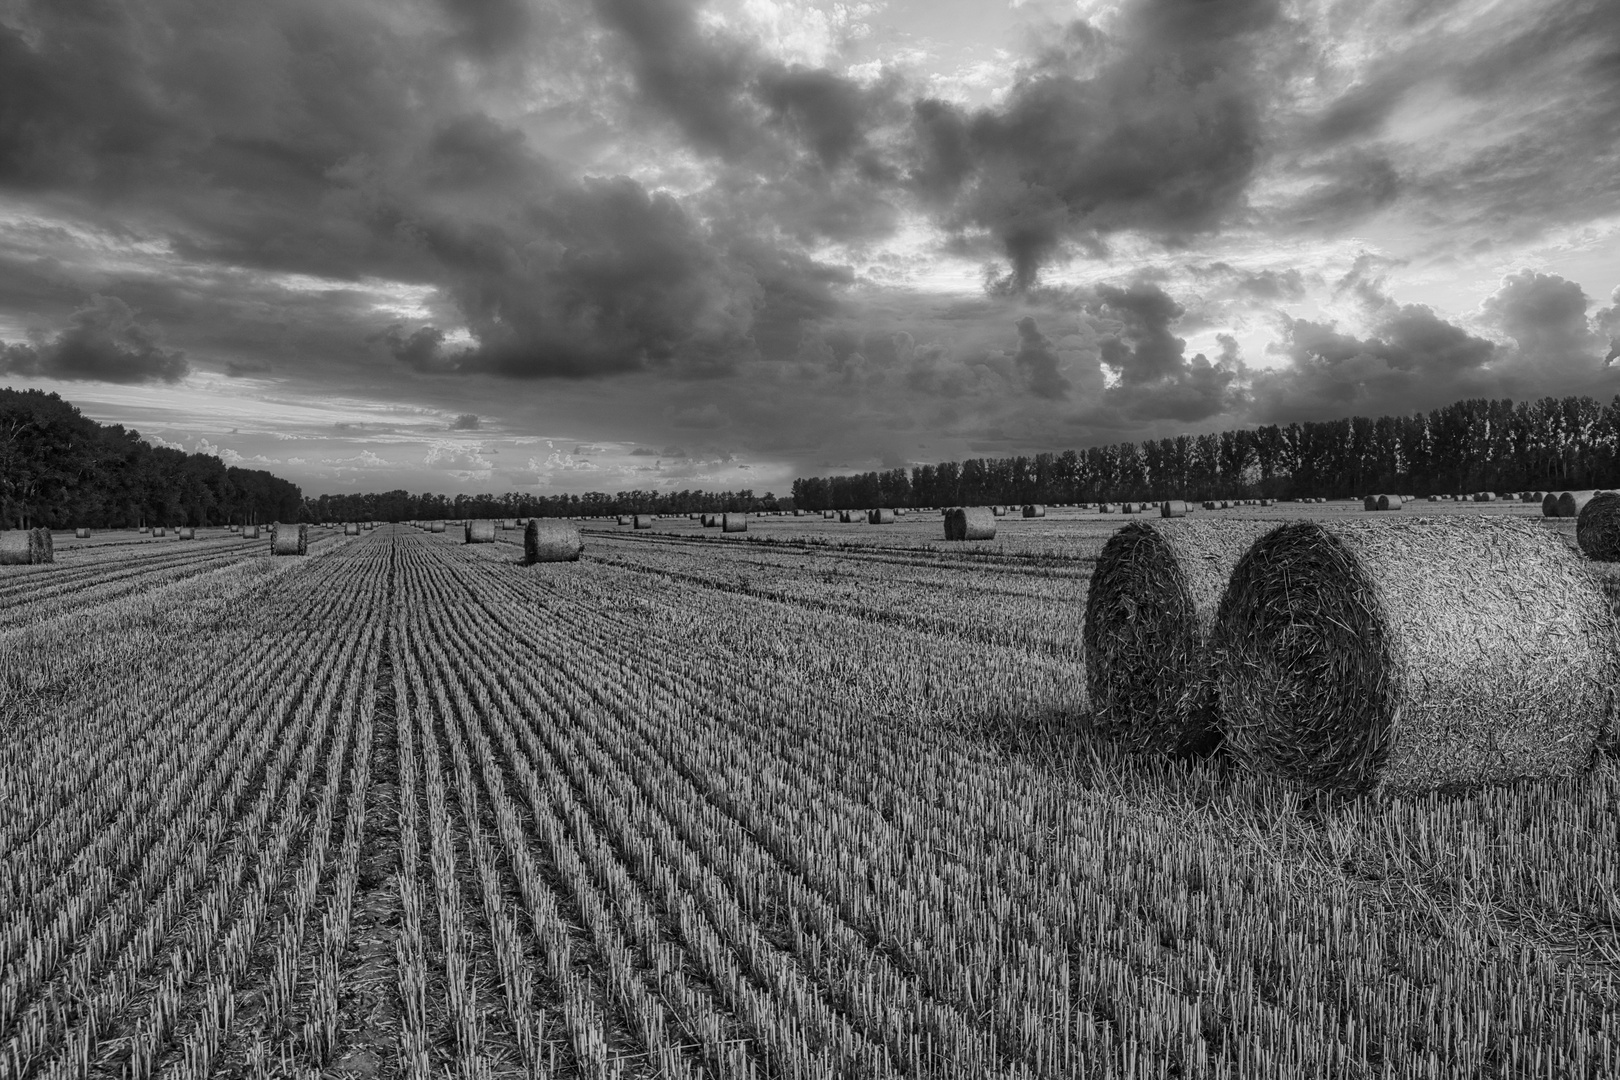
2,516,1617,1080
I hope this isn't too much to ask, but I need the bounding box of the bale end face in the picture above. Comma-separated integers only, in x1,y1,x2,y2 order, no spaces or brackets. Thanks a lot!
1211,517,1619,794
943,506,996,541
633,515,653,529
1576,492,1620,562
1160,500,1188,518
525,520,584,563
722,513,747,532
1022,504,1045,518
867,508,896,524
271,523,308,556
465,520,497,544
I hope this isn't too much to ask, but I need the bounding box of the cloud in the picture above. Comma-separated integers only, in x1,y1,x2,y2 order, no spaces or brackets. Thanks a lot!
629,446,659,456
670,402,727,429
1480,270,1603,373
423,441,492,474
1010,316,1070,399
449,412,481,430
908,0,1284,288
224,359,272,377
0,295,188,383
323,450,392,470
195,437,242,464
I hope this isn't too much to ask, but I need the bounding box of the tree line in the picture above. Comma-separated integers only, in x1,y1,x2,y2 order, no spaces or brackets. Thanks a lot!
1,388,304,529
304,488,793,523
791,396,1620,510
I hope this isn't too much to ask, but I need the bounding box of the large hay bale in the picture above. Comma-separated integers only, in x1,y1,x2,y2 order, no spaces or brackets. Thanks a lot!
1377,494,1402,511
429,521,445,533
271,523,308,556
344,522,361,536
633,515,653,529
1577,492,1620,561
74,527,90,539
991,506,1006,516
1363,496,1378,511
1542,492,1561,517
868,508,895,524
1160,500,1188,518
722,513,747,533
1211,517,1619,793
0,529,52,564
1085,520,1277,757
943,507,996,541
243,525,260,539
465,520,497,544
616,515,631,526
1557,490,1598,519
1022,504,1045,518
525,519,583,563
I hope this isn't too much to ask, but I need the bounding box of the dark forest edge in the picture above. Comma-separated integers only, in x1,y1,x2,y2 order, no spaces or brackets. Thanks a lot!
9,388,1620,527
2,388,302,529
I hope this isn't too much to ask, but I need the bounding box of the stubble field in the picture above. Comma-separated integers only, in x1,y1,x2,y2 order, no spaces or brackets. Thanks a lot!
1,507,1616,1079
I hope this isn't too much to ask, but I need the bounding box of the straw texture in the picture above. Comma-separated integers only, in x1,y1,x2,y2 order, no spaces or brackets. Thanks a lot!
345,523,360,536
1212,516,1620,794
465,520,497,544
525,519,584,563
0,529,53,565
722,513,747,532
868,508,896,524
1084,519,1276,757
1160,500,1188,518
1023,504,1045,518
74,527,90,539
1557,490,1597,518
943,507,996,541
633,515,653,529
429,521,445,533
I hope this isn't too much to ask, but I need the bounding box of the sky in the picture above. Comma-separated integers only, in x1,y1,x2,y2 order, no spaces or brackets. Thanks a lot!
2,0,1619,497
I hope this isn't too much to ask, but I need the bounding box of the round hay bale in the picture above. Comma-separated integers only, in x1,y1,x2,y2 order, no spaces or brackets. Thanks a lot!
1376,494,1402,511
722,513,747,533
633,515,653,529
1100,503,1117,513
0,529,52,565
1557,490,1597,519
943,507,996,541
243,525,260,539
823,510,836,519
868,508,896,524
1121,502,1137,515
1022,504,1045,518
465,520,497,544
153,527,167,537
1085,519,1278,757
1542,492,1561,517
525,519,583,563
1576,493,1620,561
991,506,1006,517
894,508,908,517
793,509,805,517
616,515,631,526
74,527,90,539
344,522,361,536
179,526,196,539
704,514,722,527
1211,517,1620,793
429,520,445,533
1363,496,1378,511
271,523,308,556
1160,500,1188,518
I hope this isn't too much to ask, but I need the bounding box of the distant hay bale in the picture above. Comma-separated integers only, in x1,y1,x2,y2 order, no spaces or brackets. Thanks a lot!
344,523,360,536
271,523,308,556
793,509,805,516
465,520,496,544
991,506,1006,516
1211,517,1620,793
1023,504,1045,518
1202,501,1216,510
1259,498,1275,506
1557,490,1598,518
1577,493,1620,562
722,513,747,533
616,515,631,525
868,508,896,524
704,514,722,527
894,508,908,517
1542,492,1561,517
633,514,653,529
1122,503,1137,515
525,519,583,563
1085,519,1277,757
178,527,195,539
243,525,260,539
943,507,996,541
429,521,445,533
75,527,90,539
1377,494,1402,511
1100,503,1118,513
822,510,835,519
1363,496,1378,511
1160,500,1188,518
153,527,166,537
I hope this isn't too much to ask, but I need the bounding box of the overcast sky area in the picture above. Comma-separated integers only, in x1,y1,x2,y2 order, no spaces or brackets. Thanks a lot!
2,0,1619,496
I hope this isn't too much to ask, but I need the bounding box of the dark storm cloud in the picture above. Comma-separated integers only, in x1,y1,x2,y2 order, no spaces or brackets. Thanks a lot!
1010,317,1070,400
0,295,189,383
449,413,481,430
1078,281,1246,422
907,0,1284,288
1192,264,1308,302
1250,298,1497,422
224,359,271,377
